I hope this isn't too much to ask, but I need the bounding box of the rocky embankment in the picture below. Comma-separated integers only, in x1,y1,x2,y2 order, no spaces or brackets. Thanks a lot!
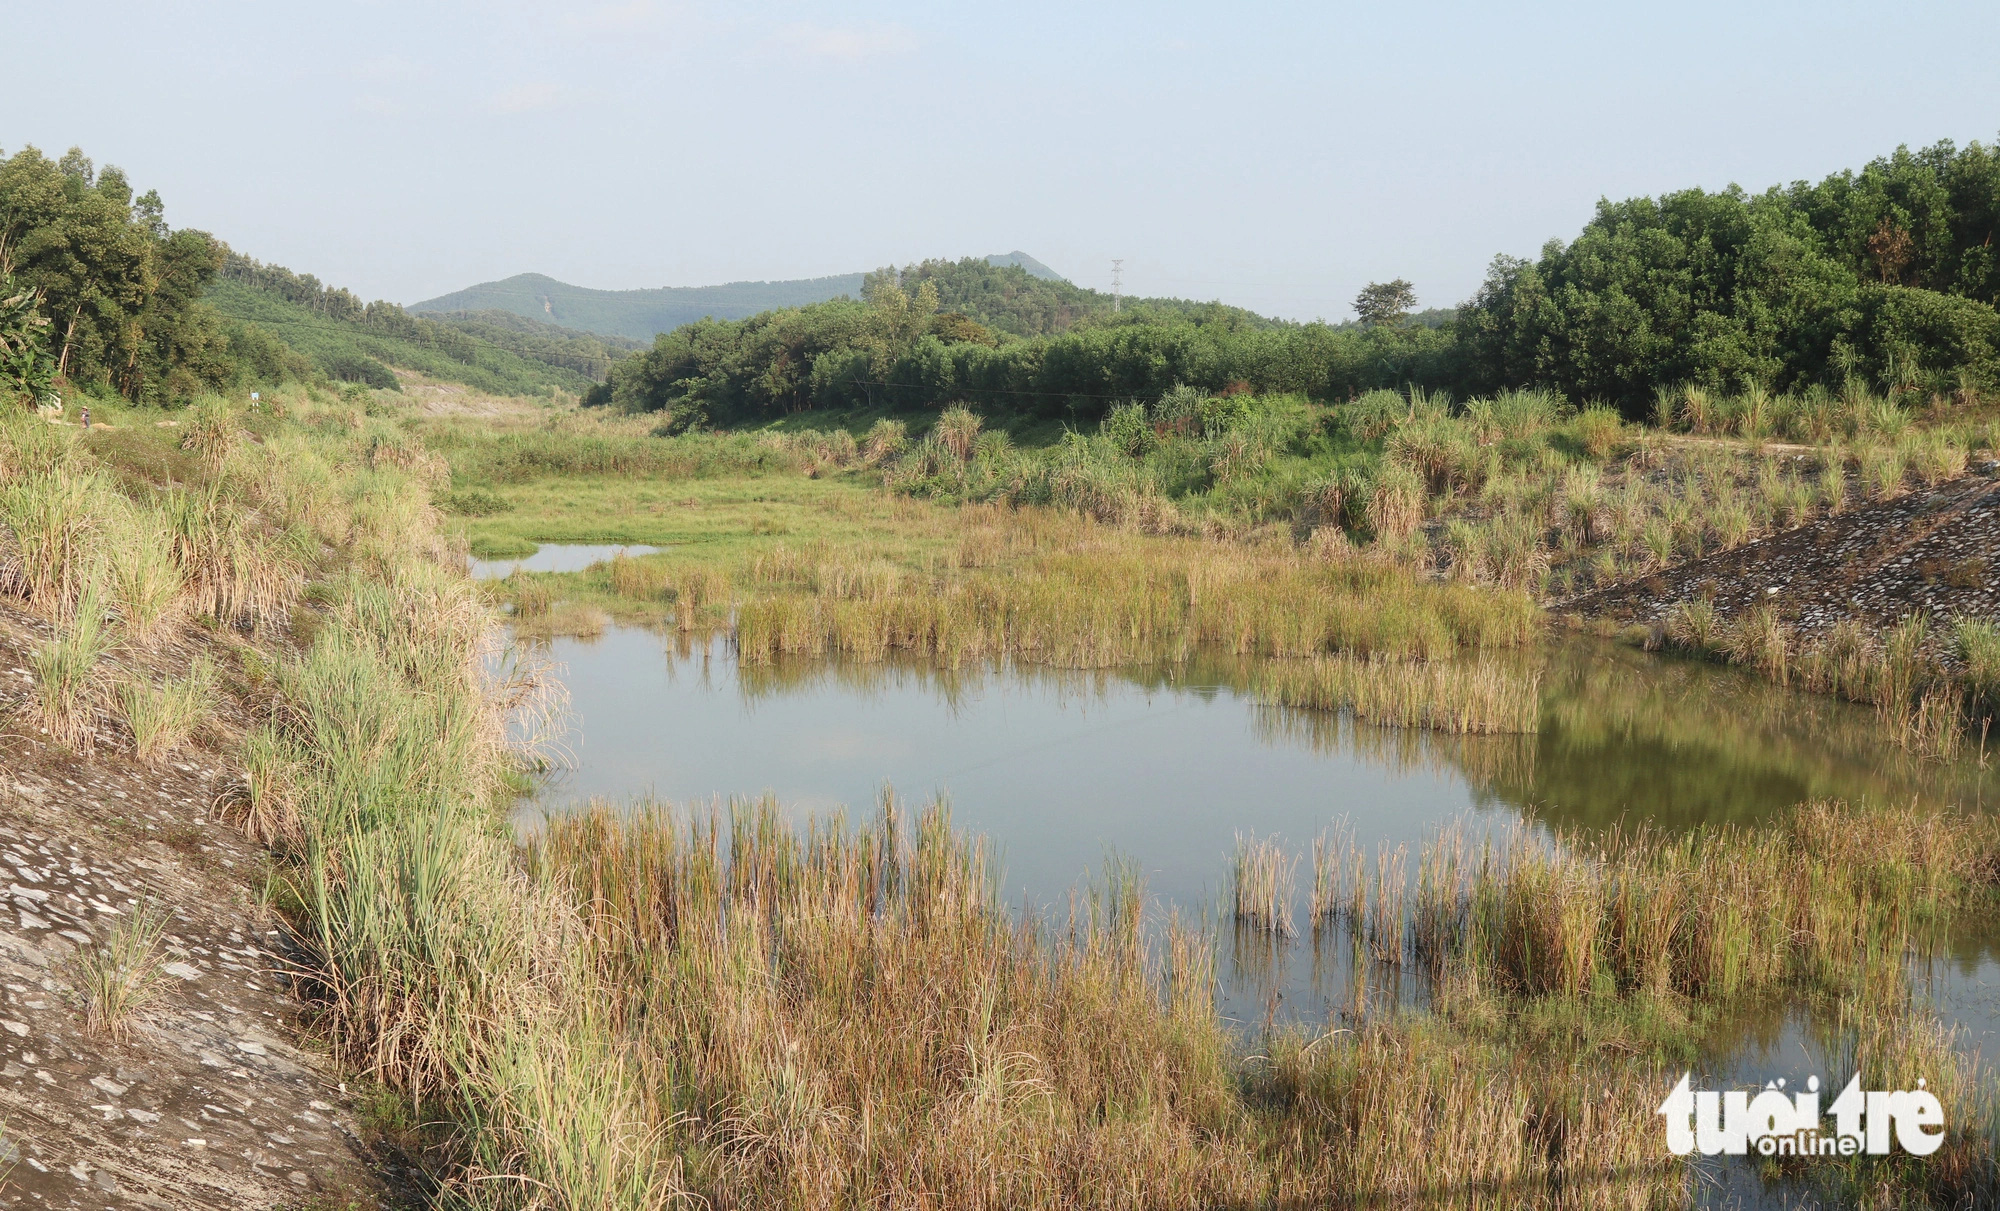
0,605,388,1209
1564,464,2000,644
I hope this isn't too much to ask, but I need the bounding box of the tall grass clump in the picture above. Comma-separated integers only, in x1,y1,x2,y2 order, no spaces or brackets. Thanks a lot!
69,899,170,1040
27,582,116,753
106,513,185,646
1317,802,1998,1008
1232,832,1297,935
524,797,1264,1206
732,532,1539,670
1958,617,2000,728
0,458,105,619
118,655,217,762
163,485,302,630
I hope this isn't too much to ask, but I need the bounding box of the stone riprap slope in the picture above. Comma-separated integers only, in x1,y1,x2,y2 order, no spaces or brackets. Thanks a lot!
0,605,388,1209
1563,466,2000,646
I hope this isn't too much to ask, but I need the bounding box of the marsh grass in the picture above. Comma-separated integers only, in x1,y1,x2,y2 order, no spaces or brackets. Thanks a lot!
1258,653,1542,734
523,796,1707,1208
1231,832,1297,935
20,401,1994,1209
1313,801,1992,1008
726,528,1539,670
525,796,1267,1207
69,899,170,1039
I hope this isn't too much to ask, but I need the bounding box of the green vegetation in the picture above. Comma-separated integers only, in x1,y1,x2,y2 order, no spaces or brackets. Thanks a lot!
117,655,217,762
593,136,2000,431
405,251,1209,342
9,388,1999,1207
9,127,2000,1209
1258,653,1542,735
410,268,873,340
0,142,633,410
0,145,233,402
209,256,621,395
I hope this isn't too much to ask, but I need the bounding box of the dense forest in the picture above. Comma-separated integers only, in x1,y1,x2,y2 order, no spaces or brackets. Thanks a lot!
0,145,235,403
593,136,2000,429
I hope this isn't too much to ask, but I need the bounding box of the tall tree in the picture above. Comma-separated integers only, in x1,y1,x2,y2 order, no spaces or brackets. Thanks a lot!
1353,280,1417,327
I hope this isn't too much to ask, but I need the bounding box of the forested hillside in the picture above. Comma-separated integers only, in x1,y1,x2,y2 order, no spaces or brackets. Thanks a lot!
411,271,871,341
208,255,627,395
595,136,2000,429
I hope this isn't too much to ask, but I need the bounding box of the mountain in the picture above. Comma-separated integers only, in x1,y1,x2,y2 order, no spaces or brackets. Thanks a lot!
982,251,1066,282
410,254,1071,340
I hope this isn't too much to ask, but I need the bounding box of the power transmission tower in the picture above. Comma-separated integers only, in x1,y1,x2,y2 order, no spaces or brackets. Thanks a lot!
1111,259,1123,313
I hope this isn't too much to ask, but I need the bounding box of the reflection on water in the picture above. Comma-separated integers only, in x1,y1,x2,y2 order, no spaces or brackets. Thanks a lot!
469,542,660,580
516,618,1997,1067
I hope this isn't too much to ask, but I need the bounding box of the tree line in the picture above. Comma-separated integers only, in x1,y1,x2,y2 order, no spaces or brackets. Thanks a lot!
8,136,2000,415
593,136,2000,429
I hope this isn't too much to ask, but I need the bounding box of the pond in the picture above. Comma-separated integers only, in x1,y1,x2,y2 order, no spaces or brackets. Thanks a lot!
504,548,1999,1085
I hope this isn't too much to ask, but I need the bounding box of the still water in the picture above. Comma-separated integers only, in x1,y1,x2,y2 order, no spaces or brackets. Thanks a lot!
512,615,1996,1044
470,542,660,579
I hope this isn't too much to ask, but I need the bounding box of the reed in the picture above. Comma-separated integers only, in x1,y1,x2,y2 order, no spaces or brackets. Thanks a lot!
1309,821,1354,928
1231,832,1297,935
1309,801,1995,1011
1270,1024,1682,1208
527,798,1265,1206
1957,617,2000,725
731,538,1539,670
1257,653,1541,735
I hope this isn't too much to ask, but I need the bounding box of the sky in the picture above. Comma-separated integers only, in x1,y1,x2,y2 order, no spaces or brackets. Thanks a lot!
8,1,1998,321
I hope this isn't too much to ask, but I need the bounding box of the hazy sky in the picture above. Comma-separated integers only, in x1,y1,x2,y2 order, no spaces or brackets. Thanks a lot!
10,2,1998,320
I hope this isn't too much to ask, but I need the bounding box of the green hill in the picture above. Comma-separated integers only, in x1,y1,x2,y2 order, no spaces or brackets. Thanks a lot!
409,271,869,341
206,254,628,396
409,253,1076,340
983,251,1066,281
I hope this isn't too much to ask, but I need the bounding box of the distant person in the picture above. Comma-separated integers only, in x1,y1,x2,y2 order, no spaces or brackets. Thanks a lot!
81,405,90,430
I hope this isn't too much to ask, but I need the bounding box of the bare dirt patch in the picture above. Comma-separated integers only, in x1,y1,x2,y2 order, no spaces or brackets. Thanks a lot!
387,371,546,419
